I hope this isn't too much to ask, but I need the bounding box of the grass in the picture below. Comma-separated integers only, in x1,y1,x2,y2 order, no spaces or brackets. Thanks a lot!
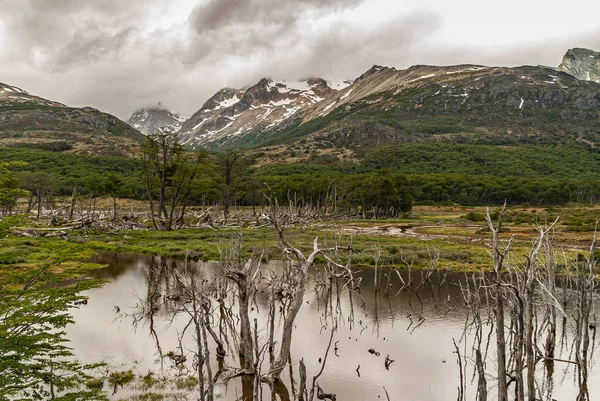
1,204,599,288
0,206,600,276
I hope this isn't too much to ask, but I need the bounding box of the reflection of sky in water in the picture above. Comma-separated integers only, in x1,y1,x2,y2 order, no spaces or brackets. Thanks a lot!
66,252,599,400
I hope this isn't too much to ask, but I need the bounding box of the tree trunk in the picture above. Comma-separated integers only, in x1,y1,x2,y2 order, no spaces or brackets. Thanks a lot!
112,196,117,221
69,185,76,220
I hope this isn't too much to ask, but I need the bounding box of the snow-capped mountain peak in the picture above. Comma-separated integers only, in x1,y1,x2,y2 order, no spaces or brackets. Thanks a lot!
178,77,349,147
126,103,187,135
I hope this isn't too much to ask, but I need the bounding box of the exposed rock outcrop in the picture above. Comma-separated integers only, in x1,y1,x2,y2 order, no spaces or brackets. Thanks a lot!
558,48,600,82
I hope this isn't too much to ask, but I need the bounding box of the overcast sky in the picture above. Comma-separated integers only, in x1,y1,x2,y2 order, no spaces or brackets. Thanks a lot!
1,0,599,119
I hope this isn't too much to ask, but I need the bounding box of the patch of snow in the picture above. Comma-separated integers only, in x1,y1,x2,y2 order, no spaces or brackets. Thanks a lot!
187,118,209,133
302,90,324,103
268,98,295,107
261,108,274,120
446,66,488,75
270,80,311,92
281,105,302,120
217,95,240,109
340,88,354,99
8,96,30,101
322,102,337,114
205,95,240,112
519,97,524,109
407,73,435,83
205,121,233,137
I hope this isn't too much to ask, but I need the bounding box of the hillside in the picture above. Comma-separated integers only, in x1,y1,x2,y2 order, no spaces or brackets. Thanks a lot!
218,64,600,154
0,82,145,156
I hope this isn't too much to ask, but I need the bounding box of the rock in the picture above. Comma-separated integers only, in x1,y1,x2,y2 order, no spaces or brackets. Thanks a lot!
558,48,600,83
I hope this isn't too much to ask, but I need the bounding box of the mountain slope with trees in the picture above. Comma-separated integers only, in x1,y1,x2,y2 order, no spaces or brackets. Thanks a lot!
0,82,145,157
239,64,600,152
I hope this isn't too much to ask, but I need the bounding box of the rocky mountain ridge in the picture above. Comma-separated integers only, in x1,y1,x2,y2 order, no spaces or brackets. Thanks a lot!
177,77,350,148
241,62,600,156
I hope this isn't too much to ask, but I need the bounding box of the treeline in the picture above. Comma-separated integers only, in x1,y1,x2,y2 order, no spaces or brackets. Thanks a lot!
259,173,600,206
256,143,600,180
3,141,600,219
0,147,146,198
361,143,600,179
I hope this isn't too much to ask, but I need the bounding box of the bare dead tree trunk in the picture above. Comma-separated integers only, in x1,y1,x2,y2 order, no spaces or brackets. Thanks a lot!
69,185,76,220
223,244,261,375
485,204,512,401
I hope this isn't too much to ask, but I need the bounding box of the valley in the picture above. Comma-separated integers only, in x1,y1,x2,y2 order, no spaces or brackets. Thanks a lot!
2,45,600,401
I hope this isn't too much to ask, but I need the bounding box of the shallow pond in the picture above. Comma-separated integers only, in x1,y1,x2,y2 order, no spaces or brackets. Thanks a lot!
67,252,600,400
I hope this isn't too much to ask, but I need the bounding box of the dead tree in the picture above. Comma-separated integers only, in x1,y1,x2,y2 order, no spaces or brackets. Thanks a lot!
485,204,512,401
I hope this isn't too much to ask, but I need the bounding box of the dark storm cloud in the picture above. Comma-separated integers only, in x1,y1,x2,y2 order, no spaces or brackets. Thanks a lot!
189,0,363,33
0,0,594,120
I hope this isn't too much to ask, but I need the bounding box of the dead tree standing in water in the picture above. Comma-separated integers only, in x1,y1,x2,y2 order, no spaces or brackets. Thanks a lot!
485,204,512,401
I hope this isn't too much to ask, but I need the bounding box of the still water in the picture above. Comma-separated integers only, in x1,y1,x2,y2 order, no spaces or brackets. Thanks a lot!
66,252,599,400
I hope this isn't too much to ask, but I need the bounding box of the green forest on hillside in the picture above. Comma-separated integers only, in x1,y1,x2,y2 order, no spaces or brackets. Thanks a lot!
2,142,600,212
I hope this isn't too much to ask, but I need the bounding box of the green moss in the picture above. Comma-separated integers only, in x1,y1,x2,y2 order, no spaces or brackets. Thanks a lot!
108,370,135,388
174,375,199,390
85,377,105,390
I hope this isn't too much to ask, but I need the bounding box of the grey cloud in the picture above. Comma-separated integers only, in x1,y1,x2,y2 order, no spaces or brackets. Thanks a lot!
53,26,137,69
189,0,363,33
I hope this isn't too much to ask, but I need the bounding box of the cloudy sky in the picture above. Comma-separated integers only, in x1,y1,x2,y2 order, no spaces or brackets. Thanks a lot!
1,0,599,119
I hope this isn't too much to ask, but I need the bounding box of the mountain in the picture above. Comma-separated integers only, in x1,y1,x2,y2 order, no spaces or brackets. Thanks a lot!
178,78,349,148
558,48,600,83
241,63,600,153
126,103,186,135
0,82,145,156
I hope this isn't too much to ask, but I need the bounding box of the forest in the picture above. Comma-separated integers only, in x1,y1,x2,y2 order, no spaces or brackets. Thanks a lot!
2,140,600,222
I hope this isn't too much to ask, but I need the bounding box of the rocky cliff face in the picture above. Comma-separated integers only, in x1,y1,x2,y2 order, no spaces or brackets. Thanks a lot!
177,78,349,148
559,48,600,82
0,82,145,156
126,103,186,135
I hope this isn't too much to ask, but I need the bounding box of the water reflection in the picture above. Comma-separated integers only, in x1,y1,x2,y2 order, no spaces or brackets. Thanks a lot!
65,252,599,400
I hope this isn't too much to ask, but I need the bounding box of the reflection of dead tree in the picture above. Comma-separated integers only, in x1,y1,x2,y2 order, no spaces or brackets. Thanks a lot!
459,206,598,401
127,255,166,367
572,226,597,401
266,208,339,381
179,255,214,401
458,267,489,401
220,238,261,375
309,326,336,401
